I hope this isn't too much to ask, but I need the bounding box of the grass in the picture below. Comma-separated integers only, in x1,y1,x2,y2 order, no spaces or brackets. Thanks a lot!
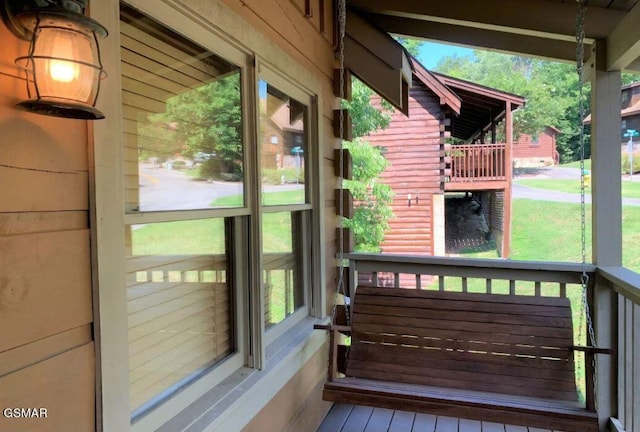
561,159,591,170
209,188,305,207
515,178,640,198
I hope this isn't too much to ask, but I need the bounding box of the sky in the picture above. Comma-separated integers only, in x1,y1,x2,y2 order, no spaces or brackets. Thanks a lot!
416,41,475,70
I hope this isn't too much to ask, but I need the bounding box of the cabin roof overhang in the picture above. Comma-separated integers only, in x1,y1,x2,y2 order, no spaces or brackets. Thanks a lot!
346,0,640,74
434,72,525,141
410,57,462,115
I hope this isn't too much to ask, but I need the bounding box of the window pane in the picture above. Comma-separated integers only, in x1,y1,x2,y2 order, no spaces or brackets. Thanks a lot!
259,80,307,206
125,219,233,415
122,6,244,212
262,212,304,327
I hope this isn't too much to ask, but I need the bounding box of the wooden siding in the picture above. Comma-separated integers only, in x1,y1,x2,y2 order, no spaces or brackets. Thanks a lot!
0,21,95,432
366,78,446,255
513,128,558,167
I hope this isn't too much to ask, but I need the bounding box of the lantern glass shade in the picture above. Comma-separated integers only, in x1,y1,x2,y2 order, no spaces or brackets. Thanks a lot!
29,26,97,102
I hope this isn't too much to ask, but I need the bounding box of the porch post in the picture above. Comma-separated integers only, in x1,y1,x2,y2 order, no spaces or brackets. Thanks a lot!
590,40,622,429
502,102,513,258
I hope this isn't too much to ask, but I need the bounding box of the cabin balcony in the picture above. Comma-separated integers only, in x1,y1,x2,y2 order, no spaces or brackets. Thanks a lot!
446,143,508,191
318,253,639,432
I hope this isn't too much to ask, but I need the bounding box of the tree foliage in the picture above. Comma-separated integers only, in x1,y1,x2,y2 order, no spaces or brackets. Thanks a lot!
434,51,640,162
342,78,395,252
154,74,243,178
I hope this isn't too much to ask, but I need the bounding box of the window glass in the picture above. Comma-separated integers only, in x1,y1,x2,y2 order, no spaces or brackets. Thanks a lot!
262,212,304,328
259,80,307,206
122,7,243,212
126,219,233,417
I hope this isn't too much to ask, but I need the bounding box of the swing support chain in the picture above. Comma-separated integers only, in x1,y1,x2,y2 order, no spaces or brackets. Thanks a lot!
575,0,600,411
332,0,348,326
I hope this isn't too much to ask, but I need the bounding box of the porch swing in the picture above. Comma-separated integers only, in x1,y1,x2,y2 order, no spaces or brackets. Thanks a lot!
315,2,613,431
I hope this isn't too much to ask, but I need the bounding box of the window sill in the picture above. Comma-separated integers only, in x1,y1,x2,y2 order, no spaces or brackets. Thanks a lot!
153,317,327,432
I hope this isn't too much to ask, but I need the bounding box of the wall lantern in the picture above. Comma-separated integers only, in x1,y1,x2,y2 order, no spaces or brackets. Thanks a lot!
1,0,108,119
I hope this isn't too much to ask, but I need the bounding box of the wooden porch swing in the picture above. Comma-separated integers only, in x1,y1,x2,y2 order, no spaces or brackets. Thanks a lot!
316,1,613,431
314,285,612,432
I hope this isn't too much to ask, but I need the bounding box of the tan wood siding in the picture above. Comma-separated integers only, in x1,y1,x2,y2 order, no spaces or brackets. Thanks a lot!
0,21,94,432
366,80,445,255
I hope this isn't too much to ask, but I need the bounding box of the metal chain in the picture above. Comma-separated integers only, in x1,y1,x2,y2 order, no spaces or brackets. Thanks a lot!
335,0,347,298
575,0,598,408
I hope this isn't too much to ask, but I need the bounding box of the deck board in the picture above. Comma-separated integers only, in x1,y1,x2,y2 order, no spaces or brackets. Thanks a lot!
318,404,574,432
365,408,394,432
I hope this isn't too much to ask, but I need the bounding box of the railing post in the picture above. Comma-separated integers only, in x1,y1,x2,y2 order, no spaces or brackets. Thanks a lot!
593,274,618,430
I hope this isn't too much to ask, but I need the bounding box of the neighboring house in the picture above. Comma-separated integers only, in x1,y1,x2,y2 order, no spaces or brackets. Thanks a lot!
513,127,561,167
584,81,640,141
366,59,524,258
620,81,640,139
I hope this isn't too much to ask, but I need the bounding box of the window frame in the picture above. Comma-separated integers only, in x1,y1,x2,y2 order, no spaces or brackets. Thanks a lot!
91,1,326,430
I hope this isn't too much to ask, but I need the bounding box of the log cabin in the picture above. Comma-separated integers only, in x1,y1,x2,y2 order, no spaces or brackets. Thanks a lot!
366,59,524,258
513,127,561,167
0,1,639,432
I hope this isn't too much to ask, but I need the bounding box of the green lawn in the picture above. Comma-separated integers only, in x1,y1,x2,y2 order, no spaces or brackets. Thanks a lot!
561,159,591,170
210,188,304,207
515,178,640,198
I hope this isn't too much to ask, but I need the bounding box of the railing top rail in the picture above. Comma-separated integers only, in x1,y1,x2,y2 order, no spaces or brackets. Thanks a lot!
598,266,640,305
344,253,596,284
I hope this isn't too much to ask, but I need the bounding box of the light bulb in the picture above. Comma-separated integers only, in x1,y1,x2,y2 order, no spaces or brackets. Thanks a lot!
49,59,79,83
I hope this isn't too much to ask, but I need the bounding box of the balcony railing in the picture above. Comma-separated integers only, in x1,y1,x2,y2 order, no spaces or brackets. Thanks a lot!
448,143,506,182
342,253,640,432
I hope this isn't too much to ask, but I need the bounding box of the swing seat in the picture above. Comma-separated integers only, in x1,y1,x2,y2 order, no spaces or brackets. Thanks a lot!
316,286,609,432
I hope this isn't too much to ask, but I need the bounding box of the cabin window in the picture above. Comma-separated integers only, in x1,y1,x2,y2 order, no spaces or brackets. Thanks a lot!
117,2,318,425
120,4,247,421
258,77,312,336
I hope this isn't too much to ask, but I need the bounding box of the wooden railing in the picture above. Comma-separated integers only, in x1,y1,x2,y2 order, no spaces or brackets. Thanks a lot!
448,143,506,182
597,267,640,432
342,253,640,432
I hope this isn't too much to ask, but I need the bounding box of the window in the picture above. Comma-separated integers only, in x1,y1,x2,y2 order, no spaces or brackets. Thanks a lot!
117,4,319,424
258,77,312,335
120,5,247,420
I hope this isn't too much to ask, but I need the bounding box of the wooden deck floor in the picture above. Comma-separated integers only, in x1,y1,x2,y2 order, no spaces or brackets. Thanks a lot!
317,404,569,432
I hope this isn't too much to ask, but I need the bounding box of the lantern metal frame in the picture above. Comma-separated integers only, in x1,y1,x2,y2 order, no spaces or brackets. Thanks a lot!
1,0,108,120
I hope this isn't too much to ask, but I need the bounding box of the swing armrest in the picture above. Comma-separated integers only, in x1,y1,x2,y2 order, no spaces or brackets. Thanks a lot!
314,323,351,332
570,345,615,355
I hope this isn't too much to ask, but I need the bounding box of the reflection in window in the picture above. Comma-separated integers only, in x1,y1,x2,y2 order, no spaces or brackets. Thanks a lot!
125,219,234,417
259,80,307,206
122,6,243,212
262,212,304,328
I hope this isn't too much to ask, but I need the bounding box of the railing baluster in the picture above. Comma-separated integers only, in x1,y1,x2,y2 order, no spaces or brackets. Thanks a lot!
416,274,421,290
439,276,445,291
535,281,541,297
462,277,468,293
509,280,516,295
559,283,567,298
372,272,378,286
486,278,492,294
394,273,400,288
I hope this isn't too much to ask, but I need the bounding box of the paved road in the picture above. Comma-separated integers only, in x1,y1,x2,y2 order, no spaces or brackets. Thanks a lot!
137,165,303,211
513,166,640,206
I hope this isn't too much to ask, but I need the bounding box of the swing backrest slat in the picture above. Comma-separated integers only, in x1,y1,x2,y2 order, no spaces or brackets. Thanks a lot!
346,286,579,402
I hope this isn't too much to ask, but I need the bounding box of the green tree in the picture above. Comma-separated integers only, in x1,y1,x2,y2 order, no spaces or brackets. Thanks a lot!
435,50,640,162
342,78,395,252
160,74,243,178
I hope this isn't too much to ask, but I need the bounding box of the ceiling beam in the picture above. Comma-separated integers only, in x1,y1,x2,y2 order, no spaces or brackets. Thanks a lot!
366,13,581,63
606,0,640,71
347,0,624,41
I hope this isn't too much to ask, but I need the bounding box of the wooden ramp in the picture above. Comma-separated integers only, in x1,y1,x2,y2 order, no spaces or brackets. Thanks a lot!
317,403,571,432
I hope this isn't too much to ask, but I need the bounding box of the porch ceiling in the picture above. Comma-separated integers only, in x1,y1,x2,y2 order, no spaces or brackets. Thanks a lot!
347,0,640,73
